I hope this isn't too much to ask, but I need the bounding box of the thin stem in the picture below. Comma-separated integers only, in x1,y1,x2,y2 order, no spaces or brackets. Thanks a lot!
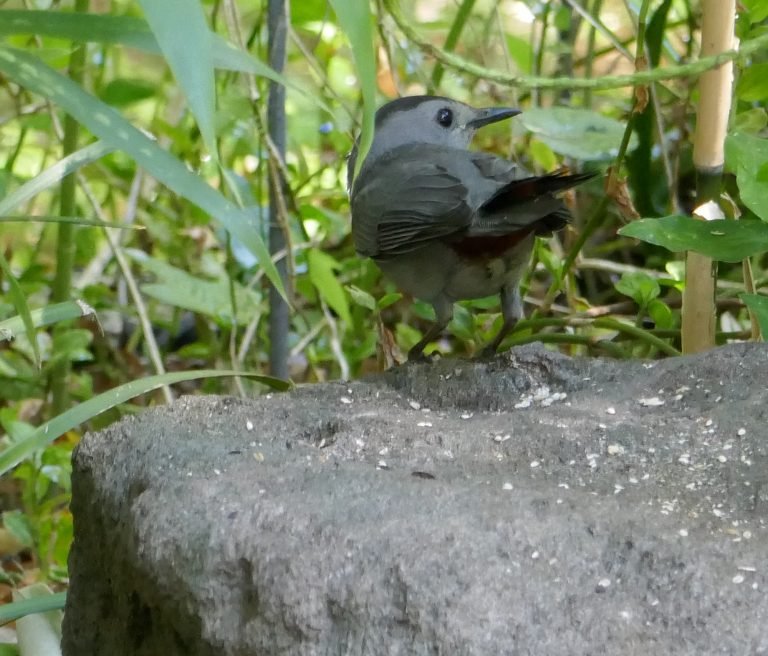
50,0,88,415
429,0,476,91
382,0,768,91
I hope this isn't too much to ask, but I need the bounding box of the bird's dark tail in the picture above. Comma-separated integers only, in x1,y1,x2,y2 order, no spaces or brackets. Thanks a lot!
481,170,597,215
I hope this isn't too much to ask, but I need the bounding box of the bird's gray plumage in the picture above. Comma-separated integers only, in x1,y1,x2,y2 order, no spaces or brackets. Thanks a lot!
348,96,594,360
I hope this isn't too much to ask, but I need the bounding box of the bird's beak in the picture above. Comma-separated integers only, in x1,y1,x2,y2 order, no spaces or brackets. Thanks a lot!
466,107,521,129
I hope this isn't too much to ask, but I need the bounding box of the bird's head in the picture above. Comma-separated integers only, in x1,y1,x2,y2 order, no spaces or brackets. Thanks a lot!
347,96,520,192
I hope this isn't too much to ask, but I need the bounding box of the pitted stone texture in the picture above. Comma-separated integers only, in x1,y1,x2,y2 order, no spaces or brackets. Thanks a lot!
63,343,768,655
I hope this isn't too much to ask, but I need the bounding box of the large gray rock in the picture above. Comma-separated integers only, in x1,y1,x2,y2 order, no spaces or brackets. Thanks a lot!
63,344,768,655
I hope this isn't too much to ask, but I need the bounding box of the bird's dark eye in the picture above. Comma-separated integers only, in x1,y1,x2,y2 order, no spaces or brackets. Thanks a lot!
436,107,453,128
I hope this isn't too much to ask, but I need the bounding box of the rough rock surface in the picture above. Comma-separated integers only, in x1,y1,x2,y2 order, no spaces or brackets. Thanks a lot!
63,343,768,655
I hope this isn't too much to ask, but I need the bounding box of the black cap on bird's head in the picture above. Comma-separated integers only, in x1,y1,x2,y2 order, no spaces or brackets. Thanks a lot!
347,95,521,192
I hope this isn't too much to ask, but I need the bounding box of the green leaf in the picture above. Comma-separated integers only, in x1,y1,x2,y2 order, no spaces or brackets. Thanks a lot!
506,34,532,73
648,299,675,329
0,370,290,477
741,293,768,340
50,329,93,365
0,47,285,298
619,216,768,262
346,284,376,311
737,62,768,102
126,251,262,326
2,510,34,548
0,141,114,216
0,301,96,341
377,293,402,310
99,78,157,107
614,272,660,308
0,589,66,623
328,0,376,177
307,249,351,325
12,583,62,655
725,132,768,220
0,250,39,367
0,10,319,106
138,0,216,156
742,0,768,22
519,107,635,161
732,108,768,134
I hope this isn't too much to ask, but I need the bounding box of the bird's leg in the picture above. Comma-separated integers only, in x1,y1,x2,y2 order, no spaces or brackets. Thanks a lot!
480,284,523,357
407,297,453,361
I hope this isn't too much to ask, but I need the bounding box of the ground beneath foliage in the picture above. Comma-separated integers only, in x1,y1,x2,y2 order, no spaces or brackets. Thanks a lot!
63,343,768,655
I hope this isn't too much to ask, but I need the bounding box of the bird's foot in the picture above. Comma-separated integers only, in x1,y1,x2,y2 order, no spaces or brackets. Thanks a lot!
407,348,440,363
477,343,500,359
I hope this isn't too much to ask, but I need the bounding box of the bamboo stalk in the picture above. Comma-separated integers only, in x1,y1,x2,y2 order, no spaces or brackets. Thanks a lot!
681,0,735,354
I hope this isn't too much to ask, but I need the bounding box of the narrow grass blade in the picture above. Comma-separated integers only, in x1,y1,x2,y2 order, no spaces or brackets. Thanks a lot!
0,10,321,107
0,250,39,366
138,0,216,156
328,0,376,176
0,47,285,298
0,591,67,624
0,141,114,216
0,370,290,477
0,301,95,341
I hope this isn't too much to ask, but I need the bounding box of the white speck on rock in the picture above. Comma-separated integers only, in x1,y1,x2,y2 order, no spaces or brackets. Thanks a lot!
717,455,727,463
737,428,747,436
502,482,514,491
606,407,616,415
679,528,688,537
639,396,665,407
597,578,611,589
607,444,625,456
678,454,691,465
340,396,353,404
409,400,421,410
530,460,540,468
246,420,254,431
417,421,432,427
733,574,745,584
460,412,473,419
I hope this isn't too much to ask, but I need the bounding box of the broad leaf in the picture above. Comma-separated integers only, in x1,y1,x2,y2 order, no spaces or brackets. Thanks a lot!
741,293,768,340
126,250,262,326
519,107,635,161
725,132,768,220
619,216,768,262
614,272,660,308
308,249,351,325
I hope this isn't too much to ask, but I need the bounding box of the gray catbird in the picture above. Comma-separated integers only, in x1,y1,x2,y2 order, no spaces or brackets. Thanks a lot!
348,95,594,360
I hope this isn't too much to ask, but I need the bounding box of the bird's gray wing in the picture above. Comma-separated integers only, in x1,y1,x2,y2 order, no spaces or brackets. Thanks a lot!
351,147,473,258
468,160,595,236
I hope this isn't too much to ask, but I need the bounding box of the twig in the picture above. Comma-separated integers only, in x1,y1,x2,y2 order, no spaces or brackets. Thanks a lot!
382,0,768,90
